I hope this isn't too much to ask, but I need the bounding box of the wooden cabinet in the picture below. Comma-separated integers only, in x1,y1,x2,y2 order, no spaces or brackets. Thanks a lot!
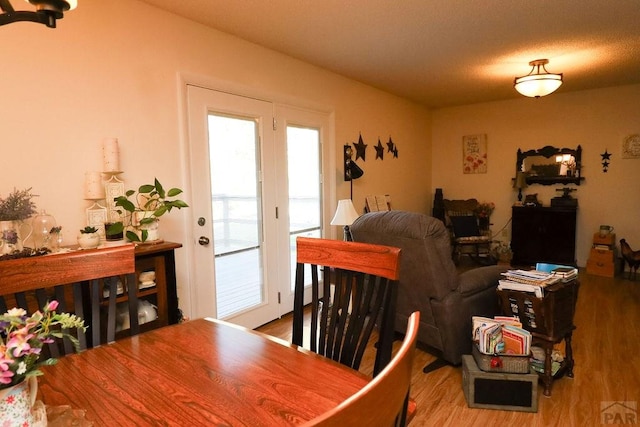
511,206,577,267
111,241,182,338
586,232,616,277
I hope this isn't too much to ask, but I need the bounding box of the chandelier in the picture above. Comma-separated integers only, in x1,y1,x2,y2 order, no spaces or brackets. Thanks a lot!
514,59,563,98
0,0,77,28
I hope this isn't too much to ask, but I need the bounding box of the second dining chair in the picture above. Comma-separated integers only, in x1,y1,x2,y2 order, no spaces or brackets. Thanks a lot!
293,236,401,376
303,311,420,427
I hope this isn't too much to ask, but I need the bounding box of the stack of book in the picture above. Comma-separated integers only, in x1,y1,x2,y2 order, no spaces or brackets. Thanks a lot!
536,263,579,282
472,316,532,355
497,264,577,297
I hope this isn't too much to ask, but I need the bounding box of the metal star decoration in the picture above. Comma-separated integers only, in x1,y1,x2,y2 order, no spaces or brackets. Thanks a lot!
387,137,395,153
601,149,611,172
354,134,367,161
375,138,385,160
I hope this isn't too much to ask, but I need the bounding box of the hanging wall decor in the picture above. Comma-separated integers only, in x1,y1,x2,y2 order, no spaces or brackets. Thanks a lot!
622,134,640,159
387,137,399,158
601,149,611,172
354,133,367,161
375,138,384,160
462,134,487,174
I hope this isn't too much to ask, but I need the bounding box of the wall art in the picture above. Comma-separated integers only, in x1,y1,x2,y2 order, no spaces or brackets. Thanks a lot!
463,134,487,174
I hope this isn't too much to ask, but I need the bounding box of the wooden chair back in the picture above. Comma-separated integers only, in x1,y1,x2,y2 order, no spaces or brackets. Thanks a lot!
0,245,138,357
293,236,401,376
303,311,420,427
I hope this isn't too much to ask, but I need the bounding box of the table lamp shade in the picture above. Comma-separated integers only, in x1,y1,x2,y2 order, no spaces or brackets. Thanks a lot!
330,199,360,226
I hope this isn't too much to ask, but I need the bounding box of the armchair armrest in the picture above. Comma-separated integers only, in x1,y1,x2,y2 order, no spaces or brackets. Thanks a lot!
457,265,508,296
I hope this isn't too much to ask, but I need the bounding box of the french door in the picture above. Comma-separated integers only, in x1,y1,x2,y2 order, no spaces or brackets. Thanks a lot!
186,85,332,329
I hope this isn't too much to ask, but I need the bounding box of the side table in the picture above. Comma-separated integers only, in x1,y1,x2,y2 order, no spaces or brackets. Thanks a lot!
497,279,580,396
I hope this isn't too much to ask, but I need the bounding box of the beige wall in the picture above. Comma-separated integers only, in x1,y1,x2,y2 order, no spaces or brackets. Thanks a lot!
431,84,640,267
0,1,431,315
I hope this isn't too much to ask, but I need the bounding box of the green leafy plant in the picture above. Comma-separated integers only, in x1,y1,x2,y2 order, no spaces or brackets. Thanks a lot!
108,178,188,242
80,226,98,234
0,301,86,389
0,188,37,221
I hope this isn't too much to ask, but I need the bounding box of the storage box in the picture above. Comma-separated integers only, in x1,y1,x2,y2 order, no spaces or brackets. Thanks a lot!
587,248,615,277
592,232,616,247
472,345,531,374
462,355,538,412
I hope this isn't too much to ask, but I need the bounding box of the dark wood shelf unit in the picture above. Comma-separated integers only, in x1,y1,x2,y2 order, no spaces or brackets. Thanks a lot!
511,206,577,267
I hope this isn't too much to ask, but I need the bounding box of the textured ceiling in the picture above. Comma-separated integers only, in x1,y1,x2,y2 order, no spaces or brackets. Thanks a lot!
139,0,640,108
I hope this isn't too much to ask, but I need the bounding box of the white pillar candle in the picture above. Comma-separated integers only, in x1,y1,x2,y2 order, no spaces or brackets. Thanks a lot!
85,171,105,199
103,138,120,172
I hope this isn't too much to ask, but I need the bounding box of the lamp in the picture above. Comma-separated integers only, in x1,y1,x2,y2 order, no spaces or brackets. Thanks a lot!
513,171,528,203
514,59,563,98
0,0,77,28
330,199,360,241
343,144,364,200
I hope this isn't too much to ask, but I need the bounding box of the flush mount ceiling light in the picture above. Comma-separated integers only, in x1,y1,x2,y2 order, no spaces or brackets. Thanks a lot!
514,59,563,98
0,0,77,28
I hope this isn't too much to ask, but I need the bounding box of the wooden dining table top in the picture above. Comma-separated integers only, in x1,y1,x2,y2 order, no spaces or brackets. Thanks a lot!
38,318,369,426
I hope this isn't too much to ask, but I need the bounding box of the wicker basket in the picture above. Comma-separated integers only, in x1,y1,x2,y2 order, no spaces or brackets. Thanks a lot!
472,344,531,374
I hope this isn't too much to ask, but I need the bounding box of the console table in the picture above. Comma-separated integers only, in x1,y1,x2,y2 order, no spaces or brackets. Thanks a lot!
0,241,182,348
497,279,580,396
511,206,577,267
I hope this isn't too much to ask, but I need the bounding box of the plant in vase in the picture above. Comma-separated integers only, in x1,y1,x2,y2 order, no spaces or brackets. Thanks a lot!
0,188,37,255
0,301,86,425
108,178,188,243
473,201,495,232
77,226,100,249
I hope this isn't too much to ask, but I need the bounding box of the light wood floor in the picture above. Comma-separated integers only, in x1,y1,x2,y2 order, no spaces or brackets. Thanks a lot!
257,269,640,426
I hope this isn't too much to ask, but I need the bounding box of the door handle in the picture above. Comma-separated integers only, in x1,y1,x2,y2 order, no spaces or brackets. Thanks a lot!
198,236,210,246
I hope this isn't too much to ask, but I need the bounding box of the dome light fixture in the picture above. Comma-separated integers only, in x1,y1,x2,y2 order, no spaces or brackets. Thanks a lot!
0,0,77,28
514,59,563,98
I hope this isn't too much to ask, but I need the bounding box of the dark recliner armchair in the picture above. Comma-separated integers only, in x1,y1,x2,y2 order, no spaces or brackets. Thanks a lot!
350,210,507,371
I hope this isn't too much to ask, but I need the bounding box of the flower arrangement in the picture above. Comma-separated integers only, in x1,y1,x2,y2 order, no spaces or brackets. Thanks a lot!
0,188,38,222
0,301,86,389
474,202,495,218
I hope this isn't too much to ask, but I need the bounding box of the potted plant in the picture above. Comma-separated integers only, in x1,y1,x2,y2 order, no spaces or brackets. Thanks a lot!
0,188,37,255
77,226,100,249
108,178,188,243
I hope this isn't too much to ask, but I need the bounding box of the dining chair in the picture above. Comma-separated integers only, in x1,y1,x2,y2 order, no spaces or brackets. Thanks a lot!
293,236,401,376
303,311,420,427
0,245,139,357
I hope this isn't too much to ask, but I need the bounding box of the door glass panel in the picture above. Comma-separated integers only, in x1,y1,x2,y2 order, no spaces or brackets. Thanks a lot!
208,114,264,319
287,125,321,289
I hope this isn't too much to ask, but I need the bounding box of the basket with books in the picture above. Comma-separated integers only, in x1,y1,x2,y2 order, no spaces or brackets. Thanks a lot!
472,315,532,374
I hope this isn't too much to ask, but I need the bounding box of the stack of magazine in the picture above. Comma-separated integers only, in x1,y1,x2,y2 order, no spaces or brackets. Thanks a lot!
497,264,577,297
472,315,532,355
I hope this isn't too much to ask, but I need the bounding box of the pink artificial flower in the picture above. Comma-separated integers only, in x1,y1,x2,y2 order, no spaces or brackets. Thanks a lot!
47,301,59,311
0,357,15,385
6,329,36,358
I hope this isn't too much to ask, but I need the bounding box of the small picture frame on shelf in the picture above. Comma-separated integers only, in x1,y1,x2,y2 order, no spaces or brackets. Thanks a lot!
86,203,108,239
104,174,125,222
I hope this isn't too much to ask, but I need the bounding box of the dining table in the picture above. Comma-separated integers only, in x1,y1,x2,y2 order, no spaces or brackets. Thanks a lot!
38,317,369,426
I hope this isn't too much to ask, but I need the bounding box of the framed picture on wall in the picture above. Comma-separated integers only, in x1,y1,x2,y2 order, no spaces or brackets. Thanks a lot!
622,134,640,159
463,134,487,174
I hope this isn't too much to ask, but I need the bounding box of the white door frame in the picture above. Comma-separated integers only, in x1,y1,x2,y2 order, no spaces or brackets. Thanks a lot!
177,73,337,323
